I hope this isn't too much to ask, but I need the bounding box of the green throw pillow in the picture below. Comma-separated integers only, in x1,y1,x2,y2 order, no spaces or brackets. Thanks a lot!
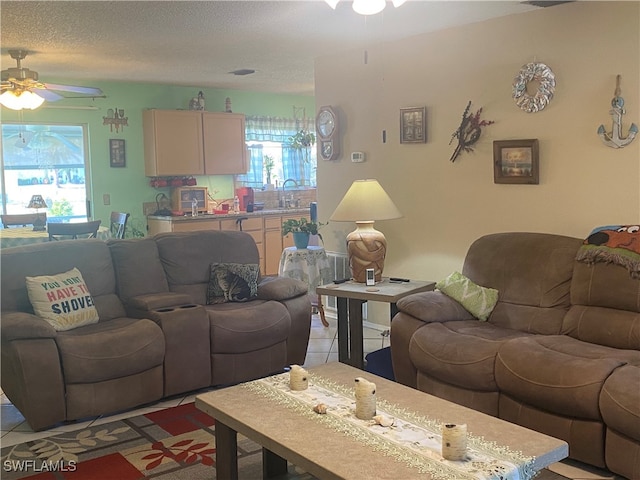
436,271,499,321
207,263,259,304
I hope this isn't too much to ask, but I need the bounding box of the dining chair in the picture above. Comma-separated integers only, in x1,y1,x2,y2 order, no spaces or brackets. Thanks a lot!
47,220,102,241
1,213,47,228
109,211,130,239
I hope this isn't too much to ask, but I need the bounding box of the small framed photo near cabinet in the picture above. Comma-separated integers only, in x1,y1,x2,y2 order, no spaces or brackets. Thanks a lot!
109,139,126,168
400,107,427,144
493,139,539,184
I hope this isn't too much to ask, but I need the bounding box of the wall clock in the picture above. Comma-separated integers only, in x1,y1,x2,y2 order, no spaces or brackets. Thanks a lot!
316,105,340,161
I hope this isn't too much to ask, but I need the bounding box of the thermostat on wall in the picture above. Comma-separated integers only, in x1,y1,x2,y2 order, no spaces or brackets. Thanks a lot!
351,152,365,163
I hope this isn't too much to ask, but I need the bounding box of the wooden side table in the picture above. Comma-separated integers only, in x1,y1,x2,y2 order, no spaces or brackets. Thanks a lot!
279,246,333,327
317,279,435,369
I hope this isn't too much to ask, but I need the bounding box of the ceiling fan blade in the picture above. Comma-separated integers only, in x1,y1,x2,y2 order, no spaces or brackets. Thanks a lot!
43,83,103,95
31,88,64,101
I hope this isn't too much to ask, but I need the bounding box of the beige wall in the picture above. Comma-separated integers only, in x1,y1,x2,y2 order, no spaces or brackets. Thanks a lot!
315,1,639,299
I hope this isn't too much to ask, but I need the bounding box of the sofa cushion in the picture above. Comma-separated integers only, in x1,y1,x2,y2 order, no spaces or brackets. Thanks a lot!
207,262,259,304
436,271,499,321
206,300,289,354
55,318,165,383
495,335,640,420
1,240,122,320
25,268,99,331
567,258,640,350
409,321,531,391
600,364,640,442
155,230,260,304
462,232,581,334
108,238,170,302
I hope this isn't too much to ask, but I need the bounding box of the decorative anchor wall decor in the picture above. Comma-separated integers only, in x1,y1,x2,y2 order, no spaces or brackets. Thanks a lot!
597,75,638,149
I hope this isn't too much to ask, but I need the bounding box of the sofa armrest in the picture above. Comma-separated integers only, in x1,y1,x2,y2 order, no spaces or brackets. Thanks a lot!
257,276,308,301
1,312,57,342
127,292,195,311
396,290,474,323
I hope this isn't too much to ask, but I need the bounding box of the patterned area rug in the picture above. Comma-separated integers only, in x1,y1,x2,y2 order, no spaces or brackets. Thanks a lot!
0,403,310,480
1,402,568,480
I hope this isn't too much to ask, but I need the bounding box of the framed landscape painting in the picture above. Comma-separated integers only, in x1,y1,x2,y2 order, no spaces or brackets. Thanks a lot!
493,139,539,184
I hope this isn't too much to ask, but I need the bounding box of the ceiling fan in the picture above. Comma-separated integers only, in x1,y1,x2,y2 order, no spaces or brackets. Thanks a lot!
1,50,104,110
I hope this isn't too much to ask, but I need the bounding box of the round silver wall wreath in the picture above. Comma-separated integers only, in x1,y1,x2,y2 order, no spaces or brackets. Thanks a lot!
512,62,556,113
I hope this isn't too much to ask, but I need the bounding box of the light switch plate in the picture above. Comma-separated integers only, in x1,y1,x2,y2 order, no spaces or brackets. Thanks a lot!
103,194,111,205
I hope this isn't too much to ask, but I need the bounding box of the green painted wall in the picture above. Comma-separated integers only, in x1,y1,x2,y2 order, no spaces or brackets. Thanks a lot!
1,80,315,235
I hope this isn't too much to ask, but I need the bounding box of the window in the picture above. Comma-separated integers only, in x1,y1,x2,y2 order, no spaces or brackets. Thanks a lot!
237,116,316,189
1,124,90,222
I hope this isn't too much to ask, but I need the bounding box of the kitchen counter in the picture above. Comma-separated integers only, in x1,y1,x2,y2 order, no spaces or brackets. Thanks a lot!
146,208,313,275
147,207,309,221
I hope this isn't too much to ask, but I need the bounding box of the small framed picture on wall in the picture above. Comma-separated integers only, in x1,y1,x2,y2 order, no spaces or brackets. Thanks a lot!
493,139,539,184
400,107,427,144
109,139,126,168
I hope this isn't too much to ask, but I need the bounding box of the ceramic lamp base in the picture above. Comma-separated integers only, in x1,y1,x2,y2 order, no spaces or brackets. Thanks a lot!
346,221,386,283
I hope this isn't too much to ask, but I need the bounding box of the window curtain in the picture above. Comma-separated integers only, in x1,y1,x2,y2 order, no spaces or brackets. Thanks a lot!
282,146,311,184
236,144,264,187
241,115,315,187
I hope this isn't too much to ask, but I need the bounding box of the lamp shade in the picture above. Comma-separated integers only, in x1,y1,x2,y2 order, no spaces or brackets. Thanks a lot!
0,90,45,111
27,194,48,209
330,179,402,222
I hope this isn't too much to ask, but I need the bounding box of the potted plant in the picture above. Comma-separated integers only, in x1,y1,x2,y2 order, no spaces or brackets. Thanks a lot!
264,154,275,189
282,217,323,249
288,129,316,186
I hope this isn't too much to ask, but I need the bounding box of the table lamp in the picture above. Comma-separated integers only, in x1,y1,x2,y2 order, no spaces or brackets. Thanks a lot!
27,194,48,231
330,179,402,283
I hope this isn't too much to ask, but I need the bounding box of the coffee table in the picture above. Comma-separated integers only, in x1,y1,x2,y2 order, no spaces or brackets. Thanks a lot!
195,362,568,479
317,278,435,368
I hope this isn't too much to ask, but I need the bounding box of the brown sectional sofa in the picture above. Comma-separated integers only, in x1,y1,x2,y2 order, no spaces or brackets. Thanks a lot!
391,232,640,480
1,230,311,431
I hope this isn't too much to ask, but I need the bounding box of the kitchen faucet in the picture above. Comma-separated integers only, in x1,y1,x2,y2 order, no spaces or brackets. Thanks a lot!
282,178,298,191
280,178,299,208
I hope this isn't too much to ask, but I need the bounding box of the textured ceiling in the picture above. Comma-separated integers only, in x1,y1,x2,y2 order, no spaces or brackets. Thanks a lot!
0,1,542,95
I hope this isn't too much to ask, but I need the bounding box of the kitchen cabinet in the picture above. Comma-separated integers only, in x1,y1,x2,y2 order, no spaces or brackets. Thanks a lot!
143,110,204,176
147,211,309,276
264,214,310,275
143,110,247,177
203,113,247,174
220,217,264,272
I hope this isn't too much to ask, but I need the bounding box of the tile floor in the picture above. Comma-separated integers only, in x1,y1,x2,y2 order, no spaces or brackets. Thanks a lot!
0,313,620,479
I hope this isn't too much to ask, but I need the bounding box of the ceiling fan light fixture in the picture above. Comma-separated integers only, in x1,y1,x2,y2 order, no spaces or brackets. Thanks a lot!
352,0,386,15
0,89,45,110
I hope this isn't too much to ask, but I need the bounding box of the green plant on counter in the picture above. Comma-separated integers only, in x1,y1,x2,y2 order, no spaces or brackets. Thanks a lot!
264,154,275,185
281,217,324,236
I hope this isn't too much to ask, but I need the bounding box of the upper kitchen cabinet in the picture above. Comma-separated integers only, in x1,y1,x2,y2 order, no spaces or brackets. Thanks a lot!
143,110,247,177
144,110,204,176
203,112,247,175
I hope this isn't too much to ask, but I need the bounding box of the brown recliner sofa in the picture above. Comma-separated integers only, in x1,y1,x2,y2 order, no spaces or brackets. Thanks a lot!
391,232,640,480
1,230,311,431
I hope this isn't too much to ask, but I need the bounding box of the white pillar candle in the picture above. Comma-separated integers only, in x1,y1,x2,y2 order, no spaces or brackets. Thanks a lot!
442,423,468,461
354,377,376,420
289,365,308,391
